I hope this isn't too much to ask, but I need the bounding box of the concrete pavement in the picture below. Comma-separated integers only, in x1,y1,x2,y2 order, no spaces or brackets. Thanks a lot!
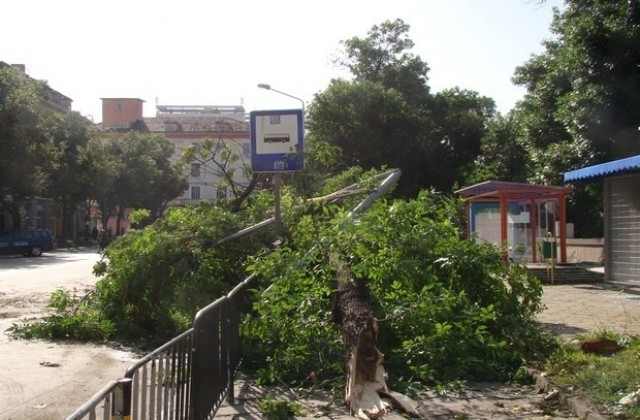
537,282,640,340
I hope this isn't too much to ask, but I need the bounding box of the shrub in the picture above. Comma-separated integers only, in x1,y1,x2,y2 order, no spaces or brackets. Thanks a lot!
245,190,552,386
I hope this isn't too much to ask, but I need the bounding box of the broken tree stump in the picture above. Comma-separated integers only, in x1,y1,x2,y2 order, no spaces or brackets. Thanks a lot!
331,256,390,419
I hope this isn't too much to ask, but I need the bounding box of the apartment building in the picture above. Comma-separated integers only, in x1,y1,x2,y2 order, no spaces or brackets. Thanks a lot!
99,98,251,207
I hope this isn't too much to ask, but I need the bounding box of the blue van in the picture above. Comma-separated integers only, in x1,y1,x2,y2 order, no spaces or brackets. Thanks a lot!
0,229,55,257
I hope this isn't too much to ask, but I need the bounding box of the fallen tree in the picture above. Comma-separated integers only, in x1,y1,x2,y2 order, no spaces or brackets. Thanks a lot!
244,189,549,416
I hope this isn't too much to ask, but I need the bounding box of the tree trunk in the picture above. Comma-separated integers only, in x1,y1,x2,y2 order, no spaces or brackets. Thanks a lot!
332,257,390,419
4,201,22,229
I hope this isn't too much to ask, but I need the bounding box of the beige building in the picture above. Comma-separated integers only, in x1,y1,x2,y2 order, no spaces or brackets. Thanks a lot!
99,98,251,207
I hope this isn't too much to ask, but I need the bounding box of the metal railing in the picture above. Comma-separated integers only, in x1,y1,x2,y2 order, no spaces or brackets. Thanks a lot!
66,275,257,420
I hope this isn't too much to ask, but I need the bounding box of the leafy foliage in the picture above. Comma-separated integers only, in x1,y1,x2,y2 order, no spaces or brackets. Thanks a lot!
245,188,552,386
41,111,96,240
0,64,51,228
9,289,114,340
0,64,187,234
511,0,640,236
92,203,271,341
309,19,496,198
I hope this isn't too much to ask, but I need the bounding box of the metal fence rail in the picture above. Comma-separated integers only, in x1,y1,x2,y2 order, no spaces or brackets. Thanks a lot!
65,379,121,420
66,274,257,420
124,329,195,420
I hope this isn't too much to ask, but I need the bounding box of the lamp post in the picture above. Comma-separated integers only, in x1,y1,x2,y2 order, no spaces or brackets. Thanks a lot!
257,83,305,112
256,83,305,238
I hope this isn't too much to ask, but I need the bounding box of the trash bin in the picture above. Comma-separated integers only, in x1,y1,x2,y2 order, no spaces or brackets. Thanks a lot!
542,235,557,259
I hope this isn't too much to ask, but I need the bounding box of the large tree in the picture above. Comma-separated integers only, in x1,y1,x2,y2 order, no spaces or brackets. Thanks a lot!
41,111,96,240
430,88,496,190
307,79,433,197
336,18,431,105
308,19,498,197
0,65,50,229
86,137,121,232
514,0,640,161
104,132,187,233
512,0,640,236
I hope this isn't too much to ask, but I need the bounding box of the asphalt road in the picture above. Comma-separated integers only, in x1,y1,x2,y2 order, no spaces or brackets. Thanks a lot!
0,248,101,295
0,248,137,420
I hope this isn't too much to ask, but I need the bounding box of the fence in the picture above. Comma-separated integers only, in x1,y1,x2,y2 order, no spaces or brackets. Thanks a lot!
65,274,257,420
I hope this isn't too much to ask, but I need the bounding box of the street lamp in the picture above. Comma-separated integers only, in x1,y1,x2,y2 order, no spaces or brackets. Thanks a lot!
257,83,305,112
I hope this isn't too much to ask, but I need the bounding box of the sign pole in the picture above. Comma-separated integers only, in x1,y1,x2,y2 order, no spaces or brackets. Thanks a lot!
273,173,282,236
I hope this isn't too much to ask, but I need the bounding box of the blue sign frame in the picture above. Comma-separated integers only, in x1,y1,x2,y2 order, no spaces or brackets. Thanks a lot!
250,109,304,173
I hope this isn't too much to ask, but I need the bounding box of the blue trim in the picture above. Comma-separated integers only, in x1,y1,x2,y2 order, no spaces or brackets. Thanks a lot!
564,155,640,182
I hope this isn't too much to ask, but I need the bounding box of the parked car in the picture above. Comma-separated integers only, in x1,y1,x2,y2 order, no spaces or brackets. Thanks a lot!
0,229,55,257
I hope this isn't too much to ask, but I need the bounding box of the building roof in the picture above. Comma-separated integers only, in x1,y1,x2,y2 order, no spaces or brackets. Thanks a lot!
1,61,72,112
564,154,640,182
455,180,569,201
97,115,249,134
143,115,249,133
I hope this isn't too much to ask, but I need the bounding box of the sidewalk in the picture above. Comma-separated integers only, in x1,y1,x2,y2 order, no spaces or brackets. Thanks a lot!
218,282,640,419
537,282,640,340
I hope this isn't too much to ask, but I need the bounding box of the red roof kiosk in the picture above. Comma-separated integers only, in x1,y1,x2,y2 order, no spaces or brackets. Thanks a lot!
456,181,570,264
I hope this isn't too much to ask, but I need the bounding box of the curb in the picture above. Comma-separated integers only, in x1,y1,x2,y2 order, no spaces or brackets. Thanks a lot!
526,367,608,420
560,394,608,420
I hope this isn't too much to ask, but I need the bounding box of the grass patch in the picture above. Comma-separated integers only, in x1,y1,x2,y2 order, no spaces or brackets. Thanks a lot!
7,289,115,341
544,331,640,418
259,396,305,419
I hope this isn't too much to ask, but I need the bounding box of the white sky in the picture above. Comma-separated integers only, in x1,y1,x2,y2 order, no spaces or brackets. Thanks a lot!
1,0,563,123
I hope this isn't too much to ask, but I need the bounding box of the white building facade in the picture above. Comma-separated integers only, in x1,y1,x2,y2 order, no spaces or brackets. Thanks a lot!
100,99,251,207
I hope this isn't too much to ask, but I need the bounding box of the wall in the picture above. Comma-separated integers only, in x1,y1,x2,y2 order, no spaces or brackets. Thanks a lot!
565,238,604,264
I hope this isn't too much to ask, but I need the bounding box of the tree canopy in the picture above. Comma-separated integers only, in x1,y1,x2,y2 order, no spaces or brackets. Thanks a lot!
0,65,50,228
309,19,496,197
41,111,96,239
514,0,640,161
0,66,187,235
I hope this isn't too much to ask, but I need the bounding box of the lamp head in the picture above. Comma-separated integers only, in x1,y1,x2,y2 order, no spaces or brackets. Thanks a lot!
257,83,271,90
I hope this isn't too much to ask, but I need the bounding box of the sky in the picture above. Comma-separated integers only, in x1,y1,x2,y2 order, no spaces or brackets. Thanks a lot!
1,0,564,123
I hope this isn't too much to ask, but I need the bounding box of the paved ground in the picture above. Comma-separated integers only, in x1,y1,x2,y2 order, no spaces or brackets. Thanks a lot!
537,282,640,340
217,281,640,419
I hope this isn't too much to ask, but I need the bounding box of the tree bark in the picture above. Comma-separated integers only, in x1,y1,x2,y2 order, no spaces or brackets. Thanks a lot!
332,257,390,419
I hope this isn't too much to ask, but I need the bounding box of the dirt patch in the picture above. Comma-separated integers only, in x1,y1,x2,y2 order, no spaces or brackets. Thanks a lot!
0,339,137,420
217,374,579,419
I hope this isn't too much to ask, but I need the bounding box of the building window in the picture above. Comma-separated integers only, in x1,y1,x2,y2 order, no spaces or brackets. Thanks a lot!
191,186,201,200
117,122,130,129
117,103,122,110
190,163,201,177
216,188,227,200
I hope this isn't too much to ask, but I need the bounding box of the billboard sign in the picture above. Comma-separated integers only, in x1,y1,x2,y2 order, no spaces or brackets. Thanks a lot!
250,109,304,172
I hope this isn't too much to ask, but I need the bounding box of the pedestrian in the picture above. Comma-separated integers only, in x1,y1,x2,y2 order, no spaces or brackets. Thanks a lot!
91,225,98,241
98,229,108,253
